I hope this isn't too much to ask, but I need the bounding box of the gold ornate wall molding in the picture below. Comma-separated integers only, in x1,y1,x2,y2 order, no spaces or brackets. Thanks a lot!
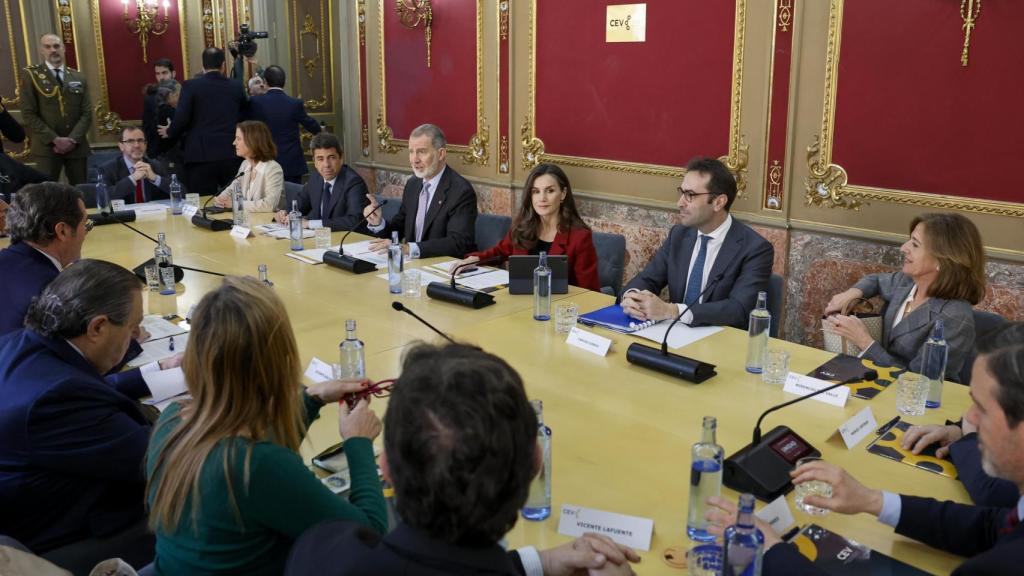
1,0,25,106
375,0,485,158
291,0,331,111
201,0,215,47
520,0,749,189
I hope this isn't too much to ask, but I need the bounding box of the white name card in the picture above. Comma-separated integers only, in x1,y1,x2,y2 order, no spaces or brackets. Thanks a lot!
230,225,252,239
833,406,877,449
304,357,334,383
181,204,199,219
783,373,850,407
111,199,126,211
755,494,795,534
566,326,612,357
557,504,653,551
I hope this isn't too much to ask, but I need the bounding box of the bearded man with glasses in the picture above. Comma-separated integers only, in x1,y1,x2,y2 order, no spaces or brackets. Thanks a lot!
98,125,172,205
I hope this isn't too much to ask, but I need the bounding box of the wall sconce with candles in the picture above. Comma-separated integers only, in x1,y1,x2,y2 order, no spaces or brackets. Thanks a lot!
122,0,171,63
396,0,432,67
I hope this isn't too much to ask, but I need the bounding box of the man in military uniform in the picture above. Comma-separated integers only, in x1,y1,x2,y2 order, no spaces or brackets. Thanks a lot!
20,33,92,185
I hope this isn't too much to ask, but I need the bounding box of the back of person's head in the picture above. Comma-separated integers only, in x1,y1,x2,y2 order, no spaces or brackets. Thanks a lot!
155,79,180,106
385,343,537,546
237,120,277,162
976,323,1024,428
263,65,286,88
910,213,986,305
201,47,225,71
24,259,142,339
309,131,342,156
147,276,305,532
6,182,83,245
684,156,737,211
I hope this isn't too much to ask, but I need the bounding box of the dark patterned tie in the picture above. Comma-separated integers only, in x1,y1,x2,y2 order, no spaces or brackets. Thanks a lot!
320,182,332,218
683,235,712,306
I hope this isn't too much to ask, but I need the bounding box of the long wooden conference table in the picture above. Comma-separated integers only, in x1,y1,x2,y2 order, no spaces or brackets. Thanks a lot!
3,205,970,574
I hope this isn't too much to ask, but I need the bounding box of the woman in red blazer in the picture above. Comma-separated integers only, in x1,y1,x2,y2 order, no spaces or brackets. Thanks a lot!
454,163,600,291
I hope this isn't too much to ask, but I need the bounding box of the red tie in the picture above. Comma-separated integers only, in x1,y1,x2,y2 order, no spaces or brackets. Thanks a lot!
1000,508,1020,536
135,178,144,204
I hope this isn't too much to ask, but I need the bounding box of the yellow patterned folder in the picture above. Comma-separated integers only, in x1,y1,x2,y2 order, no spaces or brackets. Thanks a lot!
808,354,906,400
865,420,958,479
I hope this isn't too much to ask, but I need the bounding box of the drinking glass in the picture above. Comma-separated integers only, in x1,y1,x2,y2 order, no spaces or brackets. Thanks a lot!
144,265,161,292
793,456,833,515
184,193,200,208
158,266,176,295
314,226,332,250
896,372,928,417
554,302,579,334
761,349,790,386
685,544,723,576
402,269,422,298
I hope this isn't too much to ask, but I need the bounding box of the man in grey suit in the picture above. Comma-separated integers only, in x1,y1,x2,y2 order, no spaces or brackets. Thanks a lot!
621,157,773,329
98,126,170,204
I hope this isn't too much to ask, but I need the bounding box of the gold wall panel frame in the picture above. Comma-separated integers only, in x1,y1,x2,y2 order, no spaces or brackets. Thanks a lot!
807,0,1024,218
291,0,332,112
376,0,486,160
1,0,26,107
520,0,749,187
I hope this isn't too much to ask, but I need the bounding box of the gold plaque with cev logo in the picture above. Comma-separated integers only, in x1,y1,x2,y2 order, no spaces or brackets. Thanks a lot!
606,4,646,43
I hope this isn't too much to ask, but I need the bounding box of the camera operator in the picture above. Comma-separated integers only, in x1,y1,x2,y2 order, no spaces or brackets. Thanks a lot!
229,24,268,82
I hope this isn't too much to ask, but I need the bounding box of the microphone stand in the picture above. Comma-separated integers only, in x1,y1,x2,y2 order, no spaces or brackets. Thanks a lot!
391,301,456,343
424,257,499,309
322,200,388,274
191,172,245,231
101,214,227,281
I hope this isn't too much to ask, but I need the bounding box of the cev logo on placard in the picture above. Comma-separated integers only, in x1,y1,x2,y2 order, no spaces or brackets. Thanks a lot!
606,4,646,43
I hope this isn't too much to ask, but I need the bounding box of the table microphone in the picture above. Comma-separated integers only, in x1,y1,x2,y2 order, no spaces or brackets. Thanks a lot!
625,273,723,383
391,301,456,343
424,257,499,309
105,219,226,281
323,199,388,274
723,371,877,501
88,199,137,226
191,172,246,231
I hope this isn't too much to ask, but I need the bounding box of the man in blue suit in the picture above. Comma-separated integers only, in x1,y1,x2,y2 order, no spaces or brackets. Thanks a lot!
703,328,1024,576
0,182,88,336
0,260,180,573
273,132,368,232
247,65,321,184
621,156,773,329
163,47,245,197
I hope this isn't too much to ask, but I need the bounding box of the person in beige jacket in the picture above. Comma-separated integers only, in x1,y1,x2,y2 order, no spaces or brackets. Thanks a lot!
213,120,283,213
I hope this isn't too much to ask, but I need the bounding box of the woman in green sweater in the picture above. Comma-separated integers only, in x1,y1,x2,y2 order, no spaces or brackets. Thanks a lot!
144,276,387,575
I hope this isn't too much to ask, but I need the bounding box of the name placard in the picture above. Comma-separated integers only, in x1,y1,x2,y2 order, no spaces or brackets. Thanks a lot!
783,373,850,407
111,199,126,211
606,4,647,43
230,225,252,239
833,406,877,449
304,357,334,383
181,204,199,220
557,504,653,551
755,494,795,534
566,326,612,357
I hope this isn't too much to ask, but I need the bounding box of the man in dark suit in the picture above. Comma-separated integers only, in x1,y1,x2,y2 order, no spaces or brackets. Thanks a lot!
285,343,640,576
0,103,48,201
98,126,170,204
621,157,773,329
142,57,175,158
364,123,477,259
163,47,245,197
247,65,321,184
273,132,368,232
0,260,183,573
703,328,1024,576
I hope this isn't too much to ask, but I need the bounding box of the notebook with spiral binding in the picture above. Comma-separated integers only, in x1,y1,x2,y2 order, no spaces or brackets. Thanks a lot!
577,304,661,334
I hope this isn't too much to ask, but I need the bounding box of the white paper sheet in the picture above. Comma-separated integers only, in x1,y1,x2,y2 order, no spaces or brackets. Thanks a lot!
426,259,492,278
341,240,389,267
127,333,188,367
375,269,449,286
130,203,168,217
286,249,329,265
632,322,723,350
455,269,509,290
255,223,288,234
266,228,315,240
144,393,191,412
142,366,188,403
141,315,188,342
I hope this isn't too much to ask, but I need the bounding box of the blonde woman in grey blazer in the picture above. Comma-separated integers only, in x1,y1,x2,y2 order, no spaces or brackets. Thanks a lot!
824,213,986,381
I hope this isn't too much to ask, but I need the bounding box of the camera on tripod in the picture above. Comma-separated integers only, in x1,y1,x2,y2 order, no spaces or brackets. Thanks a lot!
232,24,268,58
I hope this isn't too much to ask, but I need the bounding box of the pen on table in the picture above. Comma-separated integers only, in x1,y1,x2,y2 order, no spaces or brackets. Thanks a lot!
877,415,901,436
168,336,175,351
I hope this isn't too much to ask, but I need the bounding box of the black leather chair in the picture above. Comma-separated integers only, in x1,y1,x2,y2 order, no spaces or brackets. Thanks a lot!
959,310,1007,385
279,181,303,212
475,213,512,252
85,149,120,179
766,273,785,339
375,194,401,224
592,231,626,296
75,183,97,209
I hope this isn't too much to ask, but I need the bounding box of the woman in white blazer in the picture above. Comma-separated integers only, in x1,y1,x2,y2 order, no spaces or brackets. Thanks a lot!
213,120,283,213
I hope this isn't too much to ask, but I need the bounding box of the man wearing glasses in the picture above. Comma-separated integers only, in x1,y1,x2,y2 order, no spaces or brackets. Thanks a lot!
620,156,773,329
98,126,170,205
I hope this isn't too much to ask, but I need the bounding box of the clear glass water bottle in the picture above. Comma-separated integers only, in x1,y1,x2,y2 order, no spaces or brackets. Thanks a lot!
387,231,403,295
289,200,304,251
257,264,272,286
533,251,552,321
745,291,771,374
723,493,765,576
169,174,182,215
922,320,948,408
687,416,724,542
154,232,173,268
95,170,110,212
337,319,365,379
522,399,552,521
232,182,247,226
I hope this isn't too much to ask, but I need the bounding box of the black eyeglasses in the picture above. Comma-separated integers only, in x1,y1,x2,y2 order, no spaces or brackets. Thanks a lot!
676,187,714,203
120,138,146,145
83,218,94,233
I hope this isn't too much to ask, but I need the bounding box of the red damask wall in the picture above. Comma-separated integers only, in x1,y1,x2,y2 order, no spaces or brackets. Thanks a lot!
832,0,1024,202
535,0,735,166
382,0,476,144
97,0,185,121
